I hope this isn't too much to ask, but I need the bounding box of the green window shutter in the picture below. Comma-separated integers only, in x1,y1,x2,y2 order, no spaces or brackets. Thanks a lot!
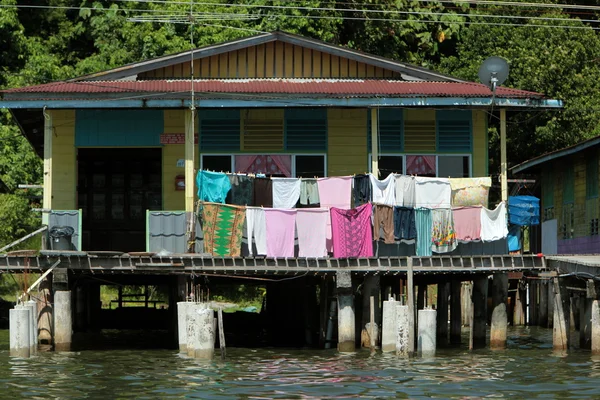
587,153,598,199
563,163,575,204
367,108,404,153
199,109,240,151
285,108,327,151
542,169,554,208
436,110,472,152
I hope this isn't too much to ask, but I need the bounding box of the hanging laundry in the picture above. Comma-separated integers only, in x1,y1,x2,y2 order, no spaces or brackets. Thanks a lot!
253,177,273,207
246,207,267,256
299,178,320,206
272,177,301,209
452,206,482,241
508,225,522,252
264,209,297,257
373,204,395,244
353,174,371,207
394,207,417,240
226,174,254,206
481,203,509,242
317,176,353,209
415,208,433,256
196,170,231,203
330,203,373,258
296,209,328,257
202,203,245,256
449,177,492,208
414,177,451,209
431,209,457,253
395,175,416,208
370,173,396,205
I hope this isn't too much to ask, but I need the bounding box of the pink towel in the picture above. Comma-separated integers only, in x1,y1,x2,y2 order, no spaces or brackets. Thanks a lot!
330,203,373,258
317,176,352,252
453,206,481,241
265,209,297,257
296,209,328,257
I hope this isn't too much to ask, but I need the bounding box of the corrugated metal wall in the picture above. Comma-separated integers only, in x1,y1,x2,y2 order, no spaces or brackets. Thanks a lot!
48,210,81,250
147,211,203,253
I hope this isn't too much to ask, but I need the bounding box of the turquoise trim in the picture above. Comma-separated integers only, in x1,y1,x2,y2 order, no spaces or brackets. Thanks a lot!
145,210,150,252
78,209,83,251
0,97,565,109
75,110,163,146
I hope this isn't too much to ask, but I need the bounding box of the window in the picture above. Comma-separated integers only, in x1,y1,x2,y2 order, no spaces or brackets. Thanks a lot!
586,154,598,199
438,155,470,178
436,110,472,152
377,155,403,179
294,155,326,177
201,155,233,173
199,109,240,151
286,109,327,151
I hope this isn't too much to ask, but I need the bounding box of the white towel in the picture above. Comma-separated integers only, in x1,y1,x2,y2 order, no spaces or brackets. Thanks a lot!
246,207,267,256
394,174,415,207
480,203,508,242
272,178,301,209
370,173,396,205
414,177,451,208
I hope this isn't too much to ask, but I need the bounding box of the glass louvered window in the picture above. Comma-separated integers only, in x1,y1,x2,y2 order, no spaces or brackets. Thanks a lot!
199,109,240,151
285,109,327,151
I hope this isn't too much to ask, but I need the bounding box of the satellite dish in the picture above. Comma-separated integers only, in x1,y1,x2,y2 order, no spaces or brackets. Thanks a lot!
478,56,509,93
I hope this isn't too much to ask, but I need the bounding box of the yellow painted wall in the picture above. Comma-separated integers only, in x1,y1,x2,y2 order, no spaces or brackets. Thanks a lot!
51,110,76,209
327,108,368,176
472,110,488,177
139,43,402,79
162,110,186,210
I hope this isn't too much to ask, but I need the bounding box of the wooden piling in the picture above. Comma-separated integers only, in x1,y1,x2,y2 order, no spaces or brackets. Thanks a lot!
471,277,488,349
547,280,555,328
37,275,53,345
538,280,549,328
490,274,508,350
513,281,525,326
552,277,570,353
461,282,472,327
436,282,449,346
218,307,226,360
450,280,462,345
528,280,538,326
579,294,592,350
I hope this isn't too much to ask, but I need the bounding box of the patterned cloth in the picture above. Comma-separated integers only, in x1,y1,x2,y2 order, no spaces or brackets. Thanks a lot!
202,203,246,256
449,177,491,208
330,203,373,258
431,209,457,253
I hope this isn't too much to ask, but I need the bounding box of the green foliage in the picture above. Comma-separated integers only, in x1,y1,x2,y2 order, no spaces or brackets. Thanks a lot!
0,193,40,249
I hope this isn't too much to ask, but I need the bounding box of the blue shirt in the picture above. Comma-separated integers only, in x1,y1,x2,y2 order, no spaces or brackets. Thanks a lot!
196,170,232,203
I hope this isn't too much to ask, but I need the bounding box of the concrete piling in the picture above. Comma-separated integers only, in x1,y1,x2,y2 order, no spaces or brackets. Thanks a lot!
461,282,472,327
450,280,462,345
24,300,38,353
592,300,600,355
186,304,215,359
490,274,508,350
552,278,570,353
10,307,31,358
177,301,194,353
54,290,72,351
381,299,398,352
418,309,437,357
395,304,410,357
336,271,355,352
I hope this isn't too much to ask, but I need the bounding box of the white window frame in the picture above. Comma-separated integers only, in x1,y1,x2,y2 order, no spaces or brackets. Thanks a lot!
368,153,472,177
200,153,327,177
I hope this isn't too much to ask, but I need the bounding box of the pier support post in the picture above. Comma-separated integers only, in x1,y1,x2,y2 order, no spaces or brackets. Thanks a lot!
54,290,72,351
538,280,549,328
553,277,570,353
418,309,437,357
406,258,415,356
417,285,426,310
528,280,538,326
490,274,508,350
513,281,525,326
592,300,600,355
450,280,462,345
395,305,410,357
177,302,194,353
436,283,449,346
471,277,488,349
186,304,215,359
361,276,380,348
25,300,38,353
37,275,53,344
580,294,592,350
381,300,398,352
336,271,355,352
9,307,30,358
461,282,472,327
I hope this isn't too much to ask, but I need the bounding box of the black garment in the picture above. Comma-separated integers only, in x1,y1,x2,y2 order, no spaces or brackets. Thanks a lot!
353,174,371,207
226,174,254,205
253,178,273,207
394,206,417,240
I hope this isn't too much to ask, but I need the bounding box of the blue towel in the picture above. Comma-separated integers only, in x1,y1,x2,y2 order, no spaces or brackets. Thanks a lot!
196,170,231,203
415,208,433,256
507,225,522,252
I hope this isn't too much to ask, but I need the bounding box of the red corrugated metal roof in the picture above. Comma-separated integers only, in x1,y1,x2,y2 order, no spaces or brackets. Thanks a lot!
2,79,544,98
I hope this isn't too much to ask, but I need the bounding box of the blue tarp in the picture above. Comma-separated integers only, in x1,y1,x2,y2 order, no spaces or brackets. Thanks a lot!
508,195,540,226
507,225,522,252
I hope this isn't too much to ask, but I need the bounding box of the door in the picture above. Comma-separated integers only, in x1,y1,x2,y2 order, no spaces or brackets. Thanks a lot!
78,149,162,252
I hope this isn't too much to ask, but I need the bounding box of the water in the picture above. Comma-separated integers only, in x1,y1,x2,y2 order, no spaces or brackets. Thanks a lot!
0,327,599,399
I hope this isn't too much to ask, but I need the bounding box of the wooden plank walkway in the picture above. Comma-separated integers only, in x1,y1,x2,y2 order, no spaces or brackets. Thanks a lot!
0,252,547,275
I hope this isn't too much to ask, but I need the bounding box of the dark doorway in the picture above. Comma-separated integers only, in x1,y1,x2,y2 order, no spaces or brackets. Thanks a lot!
78,149,162,251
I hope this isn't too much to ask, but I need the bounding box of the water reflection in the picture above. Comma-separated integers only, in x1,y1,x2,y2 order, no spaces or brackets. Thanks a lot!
0,328,599,398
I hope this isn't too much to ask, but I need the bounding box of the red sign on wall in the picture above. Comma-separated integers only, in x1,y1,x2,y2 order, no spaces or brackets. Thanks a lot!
160,133,198,144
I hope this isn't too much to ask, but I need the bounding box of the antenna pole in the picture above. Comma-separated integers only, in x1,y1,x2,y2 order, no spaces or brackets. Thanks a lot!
500,108,508,203
186,0,197,253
